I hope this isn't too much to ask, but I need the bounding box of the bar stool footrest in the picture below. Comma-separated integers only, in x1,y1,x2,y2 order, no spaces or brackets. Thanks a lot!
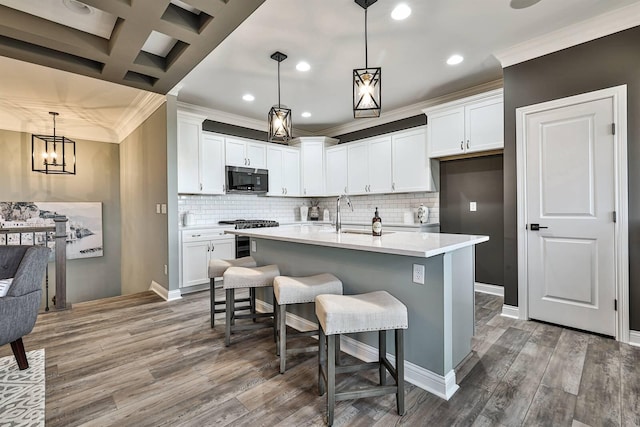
336,385,399,402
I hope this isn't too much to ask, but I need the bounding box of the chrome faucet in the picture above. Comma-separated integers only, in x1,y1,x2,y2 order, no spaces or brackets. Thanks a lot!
336,194,353,233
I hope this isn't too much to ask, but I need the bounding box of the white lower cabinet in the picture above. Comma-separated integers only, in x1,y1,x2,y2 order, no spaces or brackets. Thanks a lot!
181,229,235,288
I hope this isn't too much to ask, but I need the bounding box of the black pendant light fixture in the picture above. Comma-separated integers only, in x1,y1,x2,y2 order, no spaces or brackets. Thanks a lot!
32,112,76,175
353,0,381,118
268,51,293,143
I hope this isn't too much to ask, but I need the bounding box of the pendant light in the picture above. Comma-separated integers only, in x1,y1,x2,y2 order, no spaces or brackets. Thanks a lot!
353,0,381,118
32,112,76,175
268,51,293,143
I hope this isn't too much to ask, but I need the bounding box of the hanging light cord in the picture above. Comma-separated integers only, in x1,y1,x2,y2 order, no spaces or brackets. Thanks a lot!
364,7,368,68
51,112,57,152
277,60,281,108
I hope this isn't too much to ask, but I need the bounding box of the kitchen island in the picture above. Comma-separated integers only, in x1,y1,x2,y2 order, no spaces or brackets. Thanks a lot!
227,224,488,399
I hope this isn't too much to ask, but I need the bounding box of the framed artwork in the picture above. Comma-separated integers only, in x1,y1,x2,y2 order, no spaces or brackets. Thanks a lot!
0,201,103,260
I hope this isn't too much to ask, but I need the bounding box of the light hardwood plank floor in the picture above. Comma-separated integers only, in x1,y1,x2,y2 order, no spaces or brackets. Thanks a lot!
1,290,639,426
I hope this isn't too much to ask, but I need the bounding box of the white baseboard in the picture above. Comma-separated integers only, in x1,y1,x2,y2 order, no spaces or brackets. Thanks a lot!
629,330,640,347
179,283,210,295
474,282,504,297
149,281,182,301
255,299,458,400
501,304,520,319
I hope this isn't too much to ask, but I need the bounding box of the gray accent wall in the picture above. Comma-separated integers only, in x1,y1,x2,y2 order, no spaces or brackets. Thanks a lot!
503,25,640,329
333,115,427,143
0,129,121,303
440,155,504,286
120,103,169,295
202,120,268,142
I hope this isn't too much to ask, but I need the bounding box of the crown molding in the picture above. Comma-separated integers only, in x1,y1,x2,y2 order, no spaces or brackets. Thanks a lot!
494,2,640,68
319,80,503,137
115,92,166,142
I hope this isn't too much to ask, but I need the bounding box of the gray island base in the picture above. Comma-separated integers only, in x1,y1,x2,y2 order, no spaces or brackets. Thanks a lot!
227,225,489,400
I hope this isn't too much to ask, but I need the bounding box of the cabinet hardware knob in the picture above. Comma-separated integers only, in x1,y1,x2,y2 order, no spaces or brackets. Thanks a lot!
211,245,214,251
467,140,470,149
193,234,201,237
248,158,251,166
285,188,287,195
200,183,203,191
460,141,464,150
392,183,395,191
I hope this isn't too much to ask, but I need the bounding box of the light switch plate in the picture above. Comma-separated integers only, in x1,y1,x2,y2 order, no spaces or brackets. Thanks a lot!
161,204,167,214
251,240,257,252
156,204,161,214
470,202,477,212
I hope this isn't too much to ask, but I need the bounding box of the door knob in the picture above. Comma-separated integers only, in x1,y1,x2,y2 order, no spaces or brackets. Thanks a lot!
529,224,548,231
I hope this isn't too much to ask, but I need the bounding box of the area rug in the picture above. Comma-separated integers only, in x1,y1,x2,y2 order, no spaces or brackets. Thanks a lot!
0,349,45,427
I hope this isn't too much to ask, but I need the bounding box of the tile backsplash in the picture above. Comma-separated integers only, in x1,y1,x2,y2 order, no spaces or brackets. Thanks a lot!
179,192,439,226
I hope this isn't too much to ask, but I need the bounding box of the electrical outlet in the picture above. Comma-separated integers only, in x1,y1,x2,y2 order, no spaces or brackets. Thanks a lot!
470,202,477,212
412,264,425,285
251,240,257,252
164,264,168,275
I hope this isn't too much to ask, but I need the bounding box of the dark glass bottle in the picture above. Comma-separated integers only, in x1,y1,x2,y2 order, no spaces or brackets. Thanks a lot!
372,207,382,236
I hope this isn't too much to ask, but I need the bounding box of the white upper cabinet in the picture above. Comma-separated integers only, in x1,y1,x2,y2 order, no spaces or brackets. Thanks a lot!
267,145,300,197
200,133,226,194
292,137,338,197
225,137,267,168
424,89,503,158
325,145,348,196
347,136,392,195
392,127,438,192
177,113,225,195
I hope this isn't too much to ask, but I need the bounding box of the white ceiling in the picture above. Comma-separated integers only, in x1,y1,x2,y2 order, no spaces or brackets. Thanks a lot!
176,0,640,134
0,0,639,142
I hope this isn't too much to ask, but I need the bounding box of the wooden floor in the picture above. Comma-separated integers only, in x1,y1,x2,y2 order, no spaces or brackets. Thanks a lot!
1,290,639,426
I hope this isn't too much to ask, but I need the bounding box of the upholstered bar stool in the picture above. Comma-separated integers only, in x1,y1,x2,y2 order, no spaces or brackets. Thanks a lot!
223,264,280,346
315,291,408,426
273,273,343,374
208,256,257,328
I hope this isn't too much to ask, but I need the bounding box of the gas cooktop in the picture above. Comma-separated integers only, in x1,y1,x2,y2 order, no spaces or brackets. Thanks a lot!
218,219,279,229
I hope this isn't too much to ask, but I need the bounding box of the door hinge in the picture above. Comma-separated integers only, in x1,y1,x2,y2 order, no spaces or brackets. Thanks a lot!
613,211,617,223
614,299,618,311
612,123,616,135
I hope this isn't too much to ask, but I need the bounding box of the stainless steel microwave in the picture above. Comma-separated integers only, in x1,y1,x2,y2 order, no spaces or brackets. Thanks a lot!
225,166,269,193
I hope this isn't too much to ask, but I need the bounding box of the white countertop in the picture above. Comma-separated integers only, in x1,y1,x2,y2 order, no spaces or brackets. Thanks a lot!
226,224,488,258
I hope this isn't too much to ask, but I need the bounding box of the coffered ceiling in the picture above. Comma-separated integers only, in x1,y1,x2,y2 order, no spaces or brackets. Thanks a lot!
0,0,639,142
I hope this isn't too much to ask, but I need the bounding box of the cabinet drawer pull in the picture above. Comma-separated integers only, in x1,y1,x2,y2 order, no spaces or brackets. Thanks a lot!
200,183,203,191
211,245,214,251
192,234,201,237
344,187,347,193
460,141,464,150
247,158,251,166
392,182,395,191
467,140,470,149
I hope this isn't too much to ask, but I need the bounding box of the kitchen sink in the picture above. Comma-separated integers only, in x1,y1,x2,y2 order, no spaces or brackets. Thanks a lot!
340,229,394,235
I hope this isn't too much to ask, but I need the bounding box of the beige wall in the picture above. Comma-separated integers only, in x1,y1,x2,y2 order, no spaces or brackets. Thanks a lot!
119,103,169,295
0,129,121,303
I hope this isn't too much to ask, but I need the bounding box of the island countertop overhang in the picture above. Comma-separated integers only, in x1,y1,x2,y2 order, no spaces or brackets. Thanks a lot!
226,224,488,258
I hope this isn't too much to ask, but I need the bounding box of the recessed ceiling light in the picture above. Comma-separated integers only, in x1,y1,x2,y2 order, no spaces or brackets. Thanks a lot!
446,54,464,65
296,61,311,72
510,0,542,9
391,4,411,20
242,94,255,102
63,0,92,15
301,112,311,118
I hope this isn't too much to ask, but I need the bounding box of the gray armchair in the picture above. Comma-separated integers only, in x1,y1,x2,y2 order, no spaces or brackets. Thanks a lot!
0,245,50,370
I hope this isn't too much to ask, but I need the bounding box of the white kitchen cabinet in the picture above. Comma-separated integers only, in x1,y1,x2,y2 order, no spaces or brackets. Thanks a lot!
225,137,267,168
424,89,503,158
325,145,348,196
181,229,235,288
392,126,438,192
267,145,300,196
177,114,225,194
292,136,338,197
347,136,392,195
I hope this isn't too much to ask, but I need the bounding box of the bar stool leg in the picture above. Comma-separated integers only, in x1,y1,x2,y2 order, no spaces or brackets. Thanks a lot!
278,303,287,373
396,329,405,415
335,335,341,366
327,334,336,426
379,329,387,386
318,327,326,396
225,288,234,347
250,287,256,321
210,278,215,328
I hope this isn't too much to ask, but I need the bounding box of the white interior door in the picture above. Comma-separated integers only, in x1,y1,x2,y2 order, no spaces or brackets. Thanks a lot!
525,97,616,336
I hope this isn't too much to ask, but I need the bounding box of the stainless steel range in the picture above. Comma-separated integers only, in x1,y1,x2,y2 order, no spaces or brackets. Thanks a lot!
219,219,279,257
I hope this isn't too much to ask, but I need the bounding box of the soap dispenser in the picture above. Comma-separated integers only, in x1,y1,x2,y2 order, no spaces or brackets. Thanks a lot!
372,207,382,236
